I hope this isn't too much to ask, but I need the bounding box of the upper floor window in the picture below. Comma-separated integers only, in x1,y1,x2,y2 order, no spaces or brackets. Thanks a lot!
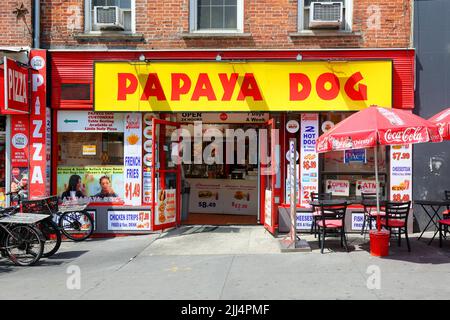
85,0,135,33
298,0,352,32
190,0,244,33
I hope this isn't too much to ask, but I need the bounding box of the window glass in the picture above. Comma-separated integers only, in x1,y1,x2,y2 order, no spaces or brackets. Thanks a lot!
61,84,91,101
57,132,125,202
58,132,124,166
197,0,238,30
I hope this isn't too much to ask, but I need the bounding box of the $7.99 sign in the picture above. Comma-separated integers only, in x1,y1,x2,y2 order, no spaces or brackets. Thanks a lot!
391,152,410,160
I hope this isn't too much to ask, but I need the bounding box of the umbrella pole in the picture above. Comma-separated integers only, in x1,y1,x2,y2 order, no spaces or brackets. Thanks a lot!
374,144,381,232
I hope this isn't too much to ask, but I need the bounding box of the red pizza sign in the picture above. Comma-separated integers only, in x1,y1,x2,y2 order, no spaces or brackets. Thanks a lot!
3,57,29,113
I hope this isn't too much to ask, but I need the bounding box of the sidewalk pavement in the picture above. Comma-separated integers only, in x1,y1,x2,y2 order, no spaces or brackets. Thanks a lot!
0,226,449,300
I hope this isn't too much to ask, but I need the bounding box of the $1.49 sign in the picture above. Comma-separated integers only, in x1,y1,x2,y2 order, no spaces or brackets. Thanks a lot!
124,113,142,206
125,182,141,200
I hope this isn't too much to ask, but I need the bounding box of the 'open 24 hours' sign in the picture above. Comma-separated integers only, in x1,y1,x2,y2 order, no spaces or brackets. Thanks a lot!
94,61,392,112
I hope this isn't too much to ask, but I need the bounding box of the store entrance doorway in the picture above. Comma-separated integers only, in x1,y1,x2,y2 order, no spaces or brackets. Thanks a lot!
151,118,182,231
177,120,266,226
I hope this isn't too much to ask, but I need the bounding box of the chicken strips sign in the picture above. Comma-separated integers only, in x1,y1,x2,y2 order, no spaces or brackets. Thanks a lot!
94,61,392,112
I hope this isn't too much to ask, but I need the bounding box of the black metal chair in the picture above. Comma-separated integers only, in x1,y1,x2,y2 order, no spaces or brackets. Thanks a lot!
316,202,348,254
442,191,450,238
360,192,385,235
380,201,411,252
310,192,332,237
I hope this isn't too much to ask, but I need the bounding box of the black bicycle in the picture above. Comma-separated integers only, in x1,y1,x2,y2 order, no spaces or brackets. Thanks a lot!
21,196,94,242
6,189,62,258
0,207,46,266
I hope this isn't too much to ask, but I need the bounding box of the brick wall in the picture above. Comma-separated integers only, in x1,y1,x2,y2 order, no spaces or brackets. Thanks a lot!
40,0,412,49
0,1,33,47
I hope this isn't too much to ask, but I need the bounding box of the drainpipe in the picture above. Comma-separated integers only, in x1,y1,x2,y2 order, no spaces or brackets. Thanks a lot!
33,0,40,48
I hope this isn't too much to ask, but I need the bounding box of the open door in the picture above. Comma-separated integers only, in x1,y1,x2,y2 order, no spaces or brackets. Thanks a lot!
260,119,277,235
151,118,181,231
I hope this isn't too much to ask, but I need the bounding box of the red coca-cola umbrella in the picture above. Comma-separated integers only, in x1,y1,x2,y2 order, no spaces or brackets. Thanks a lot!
429,108,450,140
316,106,442,232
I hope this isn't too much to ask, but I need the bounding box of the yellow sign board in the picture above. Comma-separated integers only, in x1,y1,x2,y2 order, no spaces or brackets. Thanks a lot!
94,61,392,112
82,145,96,155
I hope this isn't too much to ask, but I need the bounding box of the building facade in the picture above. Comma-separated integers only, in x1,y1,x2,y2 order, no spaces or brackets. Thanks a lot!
413,0,450,230
0,0,418,235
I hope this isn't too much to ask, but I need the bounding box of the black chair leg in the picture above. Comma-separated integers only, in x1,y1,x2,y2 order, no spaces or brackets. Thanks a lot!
342,229,349,252
405,228,411,252
321,229,325,254
361,214,366,235
317,227,321,249
398,228,402,247
439,224,443,248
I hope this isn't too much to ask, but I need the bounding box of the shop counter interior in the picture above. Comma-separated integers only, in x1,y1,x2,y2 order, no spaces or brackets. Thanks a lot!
186,178,258,216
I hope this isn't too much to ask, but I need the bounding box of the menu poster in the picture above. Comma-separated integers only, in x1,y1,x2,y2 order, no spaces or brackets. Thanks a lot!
325,179,350,196
300,114,319,206
108,210,151,231
390,144,412,202
57,111,124,132
189,181,222,214
11,115,29,167
296,212,313,230
155,189,176,225
124,113,142,206
222,183,258,215
351,212,382,230
142,113,157,205
265,190,272,227
285,164,300,204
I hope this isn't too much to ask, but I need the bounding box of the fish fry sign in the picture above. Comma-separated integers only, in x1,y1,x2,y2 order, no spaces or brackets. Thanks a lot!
94,61,392,112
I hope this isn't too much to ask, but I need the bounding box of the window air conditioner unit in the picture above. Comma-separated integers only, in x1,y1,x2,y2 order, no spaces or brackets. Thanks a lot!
93,6,124,30
309,2,343,29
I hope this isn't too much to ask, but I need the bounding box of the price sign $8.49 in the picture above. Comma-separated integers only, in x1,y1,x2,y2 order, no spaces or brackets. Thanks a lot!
198,202,216,209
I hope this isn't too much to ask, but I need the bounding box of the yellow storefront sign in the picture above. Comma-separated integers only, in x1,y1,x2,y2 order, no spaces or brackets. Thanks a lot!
94,61,392,112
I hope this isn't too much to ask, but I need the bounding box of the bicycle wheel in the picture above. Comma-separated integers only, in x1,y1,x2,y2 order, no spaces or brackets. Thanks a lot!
59,211,94,241
37,219,62,258
5,225,44,266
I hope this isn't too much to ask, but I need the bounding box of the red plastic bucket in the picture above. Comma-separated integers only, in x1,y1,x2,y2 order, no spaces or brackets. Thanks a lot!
369,230,390,257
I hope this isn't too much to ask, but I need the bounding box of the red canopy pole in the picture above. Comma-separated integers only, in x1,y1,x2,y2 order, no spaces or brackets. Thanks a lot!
374,143,381,232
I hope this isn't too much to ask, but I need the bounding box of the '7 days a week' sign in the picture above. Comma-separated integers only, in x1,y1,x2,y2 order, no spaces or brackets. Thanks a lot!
94,61,392,112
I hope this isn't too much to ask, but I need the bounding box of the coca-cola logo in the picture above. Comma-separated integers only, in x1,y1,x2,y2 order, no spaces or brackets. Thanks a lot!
383,127,426,144
126,115,140,129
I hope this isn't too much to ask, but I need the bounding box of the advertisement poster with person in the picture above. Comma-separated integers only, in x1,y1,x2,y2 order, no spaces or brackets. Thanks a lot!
10,167,29,202
57,167,124,202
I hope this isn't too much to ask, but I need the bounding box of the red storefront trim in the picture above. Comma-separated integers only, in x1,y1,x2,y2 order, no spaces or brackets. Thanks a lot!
50,49,415,111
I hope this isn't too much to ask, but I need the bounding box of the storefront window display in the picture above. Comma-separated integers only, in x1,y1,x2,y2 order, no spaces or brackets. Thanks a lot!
56,111,126,203
319,112,387,199
286,112,388,206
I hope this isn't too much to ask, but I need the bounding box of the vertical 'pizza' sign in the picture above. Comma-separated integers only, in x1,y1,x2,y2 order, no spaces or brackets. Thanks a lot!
29,50,49,198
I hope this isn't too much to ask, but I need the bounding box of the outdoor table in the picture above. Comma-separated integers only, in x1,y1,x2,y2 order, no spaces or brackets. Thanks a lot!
360,199,388,207
309,199,352,207
414,200,450,243
0,212,50,224
58,203,90,214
